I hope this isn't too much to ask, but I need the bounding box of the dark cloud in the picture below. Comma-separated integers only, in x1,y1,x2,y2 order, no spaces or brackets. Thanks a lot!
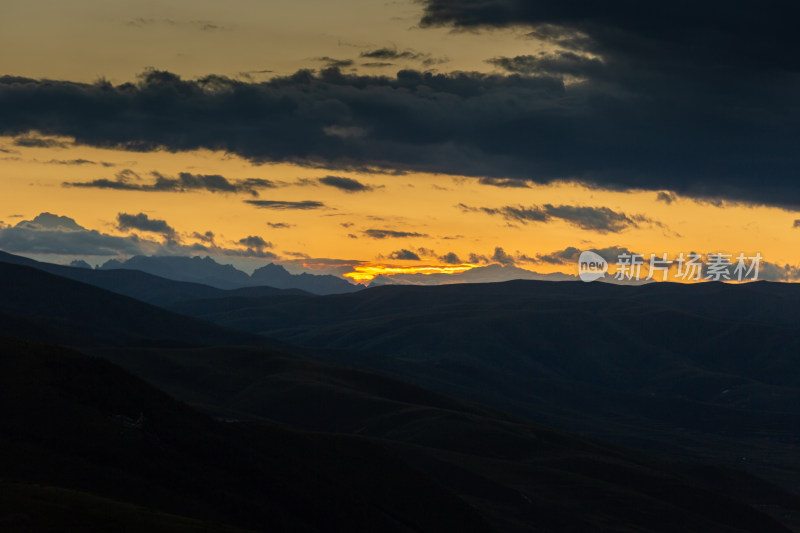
389,249,421,260
293,178,319,187
543,205,654,233
192,230,215,243
468,253,489,264
535,245,634,264
266,222,293,229
319,175,373,192
361,62,395,68
360,48,448,68
0,213,147,256
415,0,800,207
758,262,800,282
458,245,627,268
458,203,659,233
419,0,797,76
245,200,326,210
237,235,273,250
65,170,278,196
117,212,176,239
478,177,530,188
487,52,603,79
0,212,284,260
363,229,429,239
534,246,582,265
13,136,69,149
491,247,516,266
188,238,278,259
439,252,462,264
361,47,416,60
458,203,547,223
656,191,677,205
218,248,277,259
45,158,98,165
124,18,228,31
15,212,83,231
317,57,355,69
2,49,799,206
284,251,310,259
238,69,274,81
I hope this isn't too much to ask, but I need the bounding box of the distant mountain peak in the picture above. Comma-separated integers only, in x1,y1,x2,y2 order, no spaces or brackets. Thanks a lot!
98,255,360,295
253,262,290,274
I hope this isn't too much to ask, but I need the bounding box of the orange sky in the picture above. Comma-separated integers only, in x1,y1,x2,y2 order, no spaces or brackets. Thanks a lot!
1,134,796,282
1,1,798,283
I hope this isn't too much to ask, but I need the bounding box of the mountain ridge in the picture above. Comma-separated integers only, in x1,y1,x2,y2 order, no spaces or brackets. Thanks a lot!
99,254,361,294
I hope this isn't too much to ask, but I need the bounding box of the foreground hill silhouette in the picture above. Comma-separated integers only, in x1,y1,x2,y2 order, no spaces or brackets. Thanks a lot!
0,336,492,532
169,280,800,500
0,261,277,348
1,256,799,531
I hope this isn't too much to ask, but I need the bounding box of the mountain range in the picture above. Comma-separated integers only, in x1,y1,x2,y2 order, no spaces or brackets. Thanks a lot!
0,250,799,531
367,263,576,286
168,278,800,503
98,254,361,294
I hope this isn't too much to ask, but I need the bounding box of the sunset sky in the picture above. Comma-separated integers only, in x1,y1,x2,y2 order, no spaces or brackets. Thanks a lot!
1,0,798,283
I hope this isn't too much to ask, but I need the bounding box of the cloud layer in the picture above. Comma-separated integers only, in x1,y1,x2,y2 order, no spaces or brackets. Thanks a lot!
458,203,659,233
66,170,280,196
0,212,278,260
2,49,798,207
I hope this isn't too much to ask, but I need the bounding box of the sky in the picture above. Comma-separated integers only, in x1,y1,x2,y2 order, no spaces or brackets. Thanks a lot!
1,0,799,283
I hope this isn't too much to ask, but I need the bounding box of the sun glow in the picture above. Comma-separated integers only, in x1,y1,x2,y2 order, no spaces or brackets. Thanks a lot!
343,263,475,283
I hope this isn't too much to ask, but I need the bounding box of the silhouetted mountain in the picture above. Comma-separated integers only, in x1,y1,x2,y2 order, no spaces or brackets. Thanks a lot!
170,280,800,503
69,259,92,269
369,263,576,286
0,336,493,533
0,261,274,348
0,250,309,306
88,344,800,533
100,255,252,288
250,262,359,294
98,254,361,294
2,253,798,530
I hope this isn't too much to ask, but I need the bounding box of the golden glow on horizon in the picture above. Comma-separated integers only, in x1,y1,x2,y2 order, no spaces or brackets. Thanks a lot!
1,134,799,283
343,263,475,282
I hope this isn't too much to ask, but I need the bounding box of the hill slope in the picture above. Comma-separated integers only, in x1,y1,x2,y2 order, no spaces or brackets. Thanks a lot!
2,262,798,531
168,280,800,497
0,336,493,533
0,261,275,348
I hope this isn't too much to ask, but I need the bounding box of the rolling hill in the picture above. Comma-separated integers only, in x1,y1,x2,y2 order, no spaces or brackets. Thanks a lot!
0,336,493,533
0,261,798,531
168,280,800,500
